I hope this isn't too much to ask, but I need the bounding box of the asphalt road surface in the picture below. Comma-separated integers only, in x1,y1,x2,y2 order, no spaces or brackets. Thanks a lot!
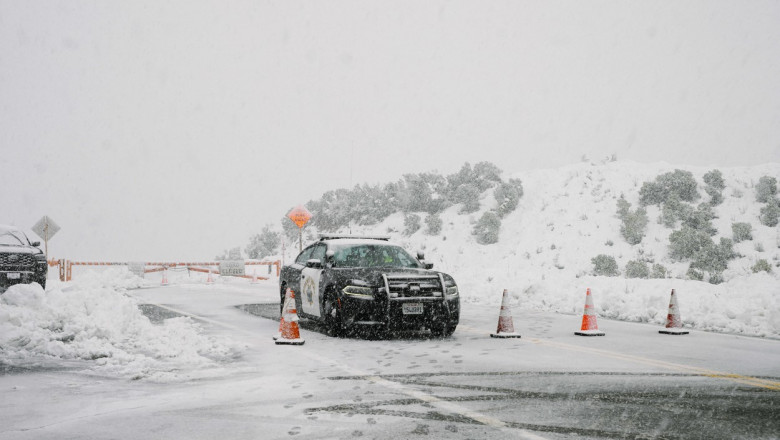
1,282,778,440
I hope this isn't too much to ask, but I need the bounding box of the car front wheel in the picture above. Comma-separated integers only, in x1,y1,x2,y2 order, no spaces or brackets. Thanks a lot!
323,291,344,337
431,323,457,338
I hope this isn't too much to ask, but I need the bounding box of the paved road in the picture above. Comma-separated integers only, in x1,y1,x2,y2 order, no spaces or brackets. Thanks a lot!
1,282,778,440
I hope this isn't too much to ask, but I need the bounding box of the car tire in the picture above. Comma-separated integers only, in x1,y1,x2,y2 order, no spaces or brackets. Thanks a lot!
323,290,344,337
431,324,457,338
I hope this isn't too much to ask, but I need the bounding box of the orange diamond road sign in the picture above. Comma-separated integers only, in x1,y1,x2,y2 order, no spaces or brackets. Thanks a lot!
287,205,312,228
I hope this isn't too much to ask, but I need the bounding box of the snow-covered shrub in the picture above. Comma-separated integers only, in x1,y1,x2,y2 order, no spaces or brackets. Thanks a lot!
215,246,242,260
756,176,778,203
759,200,780,227
591,254,619,277
731,222,753,242
686,265,704,281
669,226,713,260
472,211,501,245
616,196,648,245
660,194,693,228
682,203,717,236
424,213,442,235
703,169,726,191
703,169,726,206
706,188,724,206
639,181,666,206
494,178,524,218
752,259,772,274
245,225,280,259
708,272,724,285
625,260,649,278
639,169,700,206
692,238,737,273
455,184,481,214
651,263,668,279
403,213,421,236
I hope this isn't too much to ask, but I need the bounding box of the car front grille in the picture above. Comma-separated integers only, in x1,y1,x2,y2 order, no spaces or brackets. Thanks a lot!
0,253,36,270
383,274,444,299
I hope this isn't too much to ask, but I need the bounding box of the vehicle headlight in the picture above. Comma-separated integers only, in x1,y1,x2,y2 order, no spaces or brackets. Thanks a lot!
443,276,459,298
342,285,374,299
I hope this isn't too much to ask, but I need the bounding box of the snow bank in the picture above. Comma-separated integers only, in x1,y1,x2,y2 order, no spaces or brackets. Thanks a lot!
0,269,246,381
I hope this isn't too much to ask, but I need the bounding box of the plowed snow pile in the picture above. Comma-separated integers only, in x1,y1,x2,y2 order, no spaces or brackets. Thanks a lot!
0,269,245,381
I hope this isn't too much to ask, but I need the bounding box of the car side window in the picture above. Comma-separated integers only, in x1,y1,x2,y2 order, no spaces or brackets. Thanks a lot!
295,246,315,265
309,244,326,262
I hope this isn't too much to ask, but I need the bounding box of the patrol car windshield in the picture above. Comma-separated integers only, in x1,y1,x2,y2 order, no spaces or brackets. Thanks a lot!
331,244,422,269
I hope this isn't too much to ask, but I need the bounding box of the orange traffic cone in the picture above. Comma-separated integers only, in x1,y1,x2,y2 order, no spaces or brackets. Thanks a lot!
275,288,305,345
575,288,605,336
659,289,689,335
490,289,522,338
206,269,215,284
161,269,169,286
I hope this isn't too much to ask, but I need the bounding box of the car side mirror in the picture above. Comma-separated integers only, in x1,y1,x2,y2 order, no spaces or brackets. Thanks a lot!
306,259,323,269
424,262,434,269
31,241,41,247
324,250,335,267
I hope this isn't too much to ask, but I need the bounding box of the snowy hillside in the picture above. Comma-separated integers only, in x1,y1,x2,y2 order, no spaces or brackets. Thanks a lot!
292,161,780,338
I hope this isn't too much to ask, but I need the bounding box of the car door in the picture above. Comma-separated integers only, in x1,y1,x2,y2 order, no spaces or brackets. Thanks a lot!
287,245,315,297
299,243,326,318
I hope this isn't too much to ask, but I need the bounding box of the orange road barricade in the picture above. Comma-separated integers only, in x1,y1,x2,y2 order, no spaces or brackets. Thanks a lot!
50,259,281,282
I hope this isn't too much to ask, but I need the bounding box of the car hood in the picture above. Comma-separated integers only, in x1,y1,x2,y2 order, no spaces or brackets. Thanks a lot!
0,245,42,256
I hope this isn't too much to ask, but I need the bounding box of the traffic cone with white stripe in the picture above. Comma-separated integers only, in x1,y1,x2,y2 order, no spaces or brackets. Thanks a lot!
206,269,215,284
161,269,169,286
490,289,522,338
275,288,305,345
575,288,605,336
659,289,689,335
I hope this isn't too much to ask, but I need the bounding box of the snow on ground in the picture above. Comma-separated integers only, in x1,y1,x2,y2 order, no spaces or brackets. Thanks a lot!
0,268,246,381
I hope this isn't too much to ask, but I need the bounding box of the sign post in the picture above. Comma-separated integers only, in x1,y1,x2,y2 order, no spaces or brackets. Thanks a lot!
286,205,312,253
31,216,60,257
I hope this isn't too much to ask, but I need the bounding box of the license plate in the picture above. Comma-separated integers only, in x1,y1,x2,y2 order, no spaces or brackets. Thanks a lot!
6,273,20,280
402,303,423,315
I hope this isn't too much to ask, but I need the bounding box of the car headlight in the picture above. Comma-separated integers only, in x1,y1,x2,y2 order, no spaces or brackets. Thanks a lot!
443,275,459,298
342,285,374,299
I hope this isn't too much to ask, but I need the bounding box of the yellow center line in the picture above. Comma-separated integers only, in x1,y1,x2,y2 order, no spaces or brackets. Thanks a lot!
458,324,780,391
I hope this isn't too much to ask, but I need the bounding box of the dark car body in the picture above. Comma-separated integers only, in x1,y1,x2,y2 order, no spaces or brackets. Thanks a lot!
0,225,48,291
279,235,460,337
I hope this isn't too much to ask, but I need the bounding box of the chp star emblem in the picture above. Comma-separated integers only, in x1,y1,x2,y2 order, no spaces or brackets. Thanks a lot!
302,276,316,306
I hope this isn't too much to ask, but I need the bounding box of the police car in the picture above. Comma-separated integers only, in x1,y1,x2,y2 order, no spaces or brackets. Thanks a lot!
279,235,460,337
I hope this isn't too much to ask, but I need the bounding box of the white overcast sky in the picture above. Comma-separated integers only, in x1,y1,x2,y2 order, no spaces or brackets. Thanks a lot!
1,1,779,261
